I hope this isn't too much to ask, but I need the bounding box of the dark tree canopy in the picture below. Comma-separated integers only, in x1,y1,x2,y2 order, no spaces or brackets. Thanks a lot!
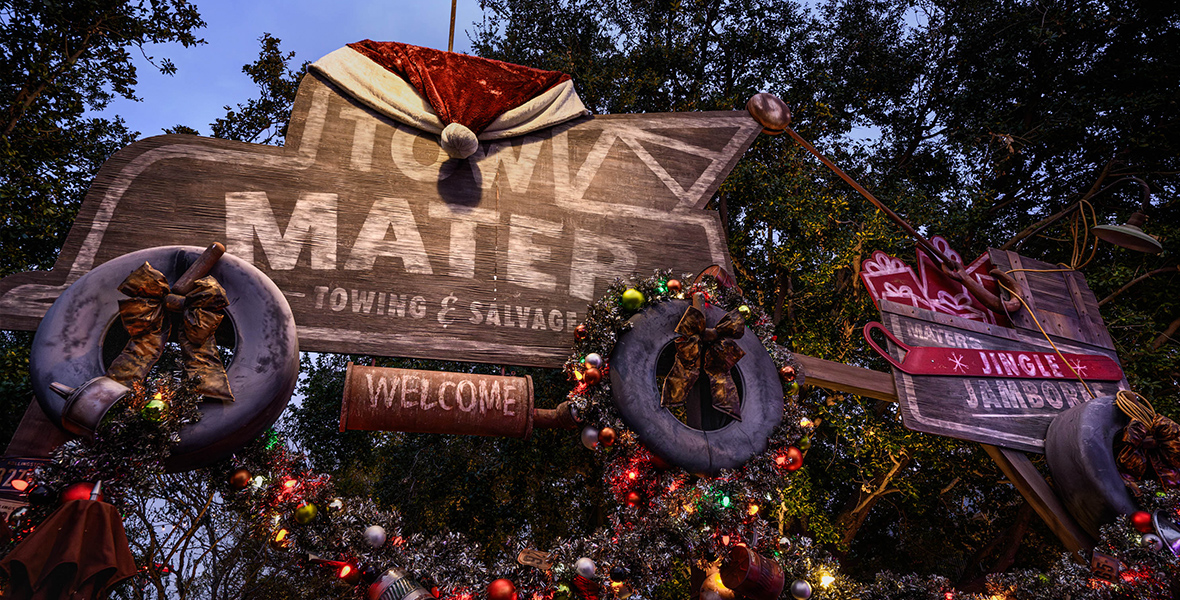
1,0,1178,596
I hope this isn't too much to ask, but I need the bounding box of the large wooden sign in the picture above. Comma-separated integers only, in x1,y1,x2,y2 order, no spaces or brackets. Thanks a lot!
0,71,760,367
871,246,1134,454
875,299,1126,453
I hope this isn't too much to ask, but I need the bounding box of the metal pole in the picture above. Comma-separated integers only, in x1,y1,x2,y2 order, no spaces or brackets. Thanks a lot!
781,127,955,267
449,0,458,52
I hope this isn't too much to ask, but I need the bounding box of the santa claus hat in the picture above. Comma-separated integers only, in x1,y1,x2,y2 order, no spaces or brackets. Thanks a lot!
310,40,589,159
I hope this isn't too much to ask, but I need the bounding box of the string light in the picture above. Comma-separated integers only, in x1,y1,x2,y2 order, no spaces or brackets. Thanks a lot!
10,479,28,492
721,495,731,508
818,571,835,587
747,504,759,516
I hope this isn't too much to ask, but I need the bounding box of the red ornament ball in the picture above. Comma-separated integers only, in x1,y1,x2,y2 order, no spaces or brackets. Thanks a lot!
1131,510,1154,533
487,578,517,600
599,427,617,447
229,467,252,490
626,491,641,507
666,279,682,293
583,366,602,385
574,324,589,341
778,446,804,472
61,482,103,503
779,365,796,383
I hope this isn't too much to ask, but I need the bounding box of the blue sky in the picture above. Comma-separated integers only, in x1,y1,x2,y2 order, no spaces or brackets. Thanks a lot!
103,0,484,138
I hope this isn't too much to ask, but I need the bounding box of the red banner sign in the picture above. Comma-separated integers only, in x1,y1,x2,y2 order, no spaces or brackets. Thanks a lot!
865,322,1124,381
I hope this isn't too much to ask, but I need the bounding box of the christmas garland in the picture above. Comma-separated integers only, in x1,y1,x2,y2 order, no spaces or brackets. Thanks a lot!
6,273,1180,599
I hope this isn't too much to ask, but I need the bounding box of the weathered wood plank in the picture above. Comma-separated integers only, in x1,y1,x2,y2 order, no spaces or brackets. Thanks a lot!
0,71,763,369
879,299,1126,453
794,354,897,403
4,399,73,459
983,444,1095,554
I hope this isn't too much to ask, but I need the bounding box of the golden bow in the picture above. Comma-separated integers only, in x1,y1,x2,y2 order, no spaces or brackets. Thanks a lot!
1116,391,1180,488
660,305,746,420
106,262,234,401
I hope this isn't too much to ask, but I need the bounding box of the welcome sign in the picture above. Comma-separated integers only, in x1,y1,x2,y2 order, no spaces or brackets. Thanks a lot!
0,71,761,367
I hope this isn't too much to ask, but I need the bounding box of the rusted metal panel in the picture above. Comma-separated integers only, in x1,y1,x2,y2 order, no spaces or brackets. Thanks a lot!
340,364,536,438
0,71,760,368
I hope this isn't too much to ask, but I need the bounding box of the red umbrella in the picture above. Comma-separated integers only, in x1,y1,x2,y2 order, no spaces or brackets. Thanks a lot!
1,497,137,599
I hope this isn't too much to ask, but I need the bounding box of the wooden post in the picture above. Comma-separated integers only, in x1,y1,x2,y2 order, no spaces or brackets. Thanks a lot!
982,444,1095,554
4,399,73,458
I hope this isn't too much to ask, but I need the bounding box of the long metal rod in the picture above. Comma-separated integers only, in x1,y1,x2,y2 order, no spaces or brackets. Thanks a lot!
448,0,458,52
783,127,955,266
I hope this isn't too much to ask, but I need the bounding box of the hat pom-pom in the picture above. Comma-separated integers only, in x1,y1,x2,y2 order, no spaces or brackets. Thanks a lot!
440,122,479,159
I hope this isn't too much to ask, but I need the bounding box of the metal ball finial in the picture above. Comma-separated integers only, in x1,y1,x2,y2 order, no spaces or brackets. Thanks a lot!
746,93,791,134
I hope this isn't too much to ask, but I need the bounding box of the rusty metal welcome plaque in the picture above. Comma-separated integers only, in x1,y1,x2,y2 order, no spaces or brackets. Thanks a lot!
0,72,760,366
876,299,1127,453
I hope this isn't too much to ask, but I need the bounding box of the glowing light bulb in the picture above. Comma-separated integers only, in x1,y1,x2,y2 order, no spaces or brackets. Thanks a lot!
818,571,834,587
747,504,759,516
10,479,28,492
721,495,731,508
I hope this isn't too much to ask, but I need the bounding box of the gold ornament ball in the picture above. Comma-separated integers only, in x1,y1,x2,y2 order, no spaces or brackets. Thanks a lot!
779,365,796,382
738,305,751,318
229,468,252,490
142,398,167,422
294,501,317,524
583,366,602,385
621,288,645,310
599,427,617,447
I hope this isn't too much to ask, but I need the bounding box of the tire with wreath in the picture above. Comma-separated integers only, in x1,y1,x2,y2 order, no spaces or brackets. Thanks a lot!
30,246,300,472
1045,394,1138,539
609,299,783,476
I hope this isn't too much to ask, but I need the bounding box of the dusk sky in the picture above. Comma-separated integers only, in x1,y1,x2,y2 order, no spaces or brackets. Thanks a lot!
102,0,483,138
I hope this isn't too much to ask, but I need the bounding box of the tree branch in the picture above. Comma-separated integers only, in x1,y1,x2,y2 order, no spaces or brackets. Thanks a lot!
1099,266,1179,306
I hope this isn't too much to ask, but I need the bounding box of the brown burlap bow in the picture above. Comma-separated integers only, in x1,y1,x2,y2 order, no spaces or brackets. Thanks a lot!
1115,390,1180,488
660,305,746,420
106,262,234,401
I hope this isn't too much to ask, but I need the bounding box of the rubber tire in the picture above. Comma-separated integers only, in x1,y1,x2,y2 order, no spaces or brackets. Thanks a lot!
610,300,783,476
30,246,300,472
1045,395,1138,539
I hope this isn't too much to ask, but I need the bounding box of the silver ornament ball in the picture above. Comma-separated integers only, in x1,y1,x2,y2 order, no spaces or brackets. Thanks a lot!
581,426,599,450
1143,533,1164,551
585,353,604,368
364,525,387,548
574,557,596,578
790,580,812,600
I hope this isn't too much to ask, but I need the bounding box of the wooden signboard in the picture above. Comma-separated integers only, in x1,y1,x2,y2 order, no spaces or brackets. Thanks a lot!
0,71,760,367
876,299,1126,453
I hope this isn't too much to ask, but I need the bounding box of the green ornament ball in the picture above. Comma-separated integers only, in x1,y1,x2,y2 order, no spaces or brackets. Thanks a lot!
294,501,317,524
142,398,167,422
798,435,811,451
788,381,799,394
621,288,645,310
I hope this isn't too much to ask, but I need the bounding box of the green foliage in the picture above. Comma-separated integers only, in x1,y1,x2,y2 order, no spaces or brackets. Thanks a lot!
2,0,1178,596
0,0,206,476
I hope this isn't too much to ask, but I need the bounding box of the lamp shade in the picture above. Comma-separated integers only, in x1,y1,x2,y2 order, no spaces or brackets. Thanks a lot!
1092,211,1163,254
